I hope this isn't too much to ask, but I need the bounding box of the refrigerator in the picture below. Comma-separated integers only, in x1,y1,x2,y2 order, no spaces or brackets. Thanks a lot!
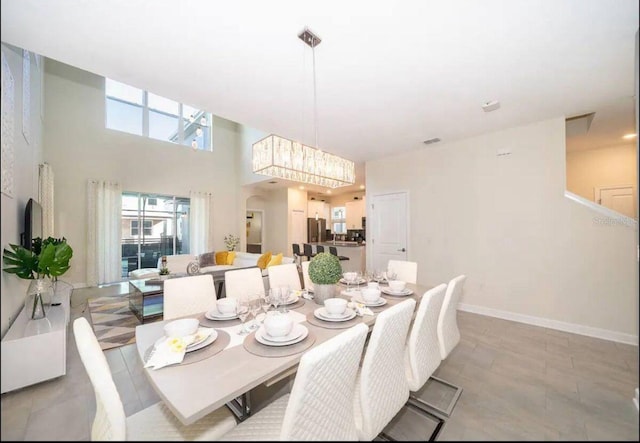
307,218,327,243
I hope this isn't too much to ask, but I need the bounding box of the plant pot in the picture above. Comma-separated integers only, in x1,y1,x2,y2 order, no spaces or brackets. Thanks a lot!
313,284,336,305
25,278,53,320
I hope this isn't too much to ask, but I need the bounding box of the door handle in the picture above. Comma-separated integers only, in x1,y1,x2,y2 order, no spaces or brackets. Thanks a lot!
398,248,406,252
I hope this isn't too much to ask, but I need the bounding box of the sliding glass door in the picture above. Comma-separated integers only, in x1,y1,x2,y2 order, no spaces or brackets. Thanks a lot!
121,192,190,278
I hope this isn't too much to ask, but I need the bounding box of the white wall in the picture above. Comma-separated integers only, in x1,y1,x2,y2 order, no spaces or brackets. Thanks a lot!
1,44,45,336
566,143,637,209
43,59,240,286
367,117,638,343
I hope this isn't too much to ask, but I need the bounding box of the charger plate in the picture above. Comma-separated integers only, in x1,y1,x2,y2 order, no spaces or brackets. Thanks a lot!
243,329,316,358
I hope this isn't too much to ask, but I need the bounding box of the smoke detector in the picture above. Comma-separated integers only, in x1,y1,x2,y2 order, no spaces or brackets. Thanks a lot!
482,100,500,112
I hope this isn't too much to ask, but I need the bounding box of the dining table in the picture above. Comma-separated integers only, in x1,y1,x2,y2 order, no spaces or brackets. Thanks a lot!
135,281,431,426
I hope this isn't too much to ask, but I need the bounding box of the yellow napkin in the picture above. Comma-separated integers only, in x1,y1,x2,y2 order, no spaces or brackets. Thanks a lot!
347,301,374,316
145,327,213,370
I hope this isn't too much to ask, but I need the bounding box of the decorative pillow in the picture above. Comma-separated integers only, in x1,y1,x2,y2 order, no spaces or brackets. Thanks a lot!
187,261,200,275
267,252,283,267
215,251,228,266
199,252,216,268
226,251,236,265
257,252,272,270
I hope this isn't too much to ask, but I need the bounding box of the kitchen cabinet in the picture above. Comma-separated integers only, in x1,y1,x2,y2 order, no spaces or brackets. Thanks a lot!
345,198,365,229
308,200,330,221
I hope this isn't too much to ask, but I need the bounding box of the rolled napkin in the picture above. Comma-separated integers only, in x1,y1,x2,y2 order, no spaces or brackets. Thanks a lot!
299,289,314,300
145,327,214,370
347,301,374,317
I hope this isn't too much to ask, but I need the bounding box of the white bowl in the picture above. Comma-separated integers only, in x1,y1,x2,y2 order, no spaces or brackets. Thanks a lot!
367,281,380,289
324,297,348,315
343,272,357,282
216,297,238,315
361,287,381,303
164,318,199,338
263,313,294,337
388,280,406,292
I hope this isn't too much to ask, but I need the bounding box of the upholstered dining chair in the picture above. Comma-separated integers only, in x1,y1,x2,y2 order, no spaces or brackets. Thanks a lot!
404,283,447,434
221,323,369,441
225,267,266,300
73,317,237,440
163,274,217,320
432,274,467,416
353,298,416,441
267,263,302,291
301,260,313,292
387,259,418,284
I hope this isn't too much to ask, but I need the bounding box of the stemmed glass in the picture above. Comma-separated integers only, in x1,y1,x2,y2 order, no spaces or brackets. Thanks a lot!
236,299,251,336
248,297,261,330
259,294,271,324
387,268,398,282
279,285,290,313
269,288,281,313
344,272,357,293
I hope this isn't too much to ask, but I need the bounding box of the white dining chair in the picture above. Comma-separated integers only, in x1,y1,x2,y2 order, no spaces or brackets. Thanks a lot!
225,267,266,300
404,284,447,435
353,298,416,441
431,274,467,416
72,317,237,441
163,274,217,320
267,263,302,291
300,261,313,292
387,259,418,284
221,323,369,441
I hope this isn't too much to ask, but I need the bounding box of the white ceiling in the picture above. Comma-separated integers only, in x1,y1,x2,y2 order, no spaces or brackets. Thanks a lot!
2,0,638,192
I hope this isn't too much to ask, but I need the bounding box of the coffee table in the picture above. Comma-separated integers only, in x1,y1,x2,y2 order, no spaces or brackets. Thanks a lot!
129,279,164,323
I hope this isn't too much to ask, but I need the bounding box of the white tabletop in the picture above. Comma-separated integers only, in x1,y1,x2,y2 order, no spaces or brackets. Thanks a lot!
135,282,428,425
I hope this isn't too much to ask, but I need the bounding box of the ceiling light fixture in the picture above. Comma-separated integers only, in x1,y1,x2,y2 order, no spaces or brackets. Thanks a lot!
251,28,356,188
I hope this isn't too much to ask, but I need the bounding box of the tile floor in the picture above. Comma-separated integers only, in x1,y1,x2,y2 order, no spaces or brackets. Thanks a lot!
1,285,638,441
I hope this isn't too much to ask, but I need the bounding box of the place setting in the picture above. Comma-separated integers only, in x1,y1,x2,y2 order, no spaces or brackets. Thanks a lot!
198,297,244,327
243,311,316,357
306,297,366,329
271,286,306,312
339,271,367,290
347,284,388,310
380,280,414,297
143,318,231,369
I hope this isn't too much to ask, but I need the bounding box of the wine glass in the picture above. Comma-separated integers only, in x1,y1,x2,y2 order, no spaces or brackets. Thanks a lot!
248,297,261,330
344,272,357,293
269,288,281,313
259,295,271,323
279,285,290,313
387,268,398,282
236,299,251,336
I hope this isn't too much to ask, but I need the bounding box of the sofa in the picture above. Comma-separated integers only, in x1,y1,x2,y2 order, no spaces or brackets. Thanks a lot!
128,251,295,295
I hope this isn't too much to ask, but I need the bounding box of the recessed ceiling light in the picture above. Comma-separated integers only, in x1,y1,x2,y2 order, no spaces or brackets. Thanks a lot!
622,133,637,139
326,190,332,194
359,185,365,190
299,185,305,190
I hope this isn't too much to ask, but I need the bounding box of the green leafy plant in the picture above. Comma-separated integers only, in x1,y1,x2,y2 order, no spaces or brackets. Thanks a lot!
224,234,240,251
3,237,73,280
159,266,170,276
308,252,342,285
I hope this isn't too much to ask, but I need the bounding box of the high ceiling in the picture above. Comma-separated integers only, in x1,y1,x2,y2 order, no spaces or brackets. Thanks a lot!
2,0,638,193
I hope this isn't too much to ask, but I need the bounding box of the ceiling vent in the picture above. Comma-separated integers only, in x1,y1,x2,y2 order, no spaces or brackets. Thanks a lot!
565,112,595,137
423,138,441,145
482,100,500,112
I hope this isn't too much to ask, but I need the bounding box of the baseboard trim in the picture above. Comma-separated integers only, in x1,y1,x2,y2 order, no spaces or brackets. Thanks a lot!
458,303,638,346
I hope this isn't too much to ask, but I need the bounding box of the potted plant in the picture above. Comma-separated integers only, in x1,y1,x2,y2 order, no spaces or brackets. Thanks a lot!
3,237,73,319
308,252,343,304
224,234,240,251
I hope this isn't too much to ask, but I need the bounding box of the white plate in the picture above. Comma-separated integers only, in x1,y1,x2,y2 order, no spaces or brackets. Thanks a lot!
340,289,361,297
281,294,300,305
255,324,309,347
314,307,357,322
205,308,239,320
186,328,216,349
187,329,218,352
257,323,306,343
381,287,413,297
351,295,387,307
339,277,366,285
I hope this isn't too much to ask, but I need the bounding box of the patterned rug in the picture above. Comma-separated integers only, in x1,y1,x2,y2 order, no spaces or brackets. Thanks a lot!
87,296,142,351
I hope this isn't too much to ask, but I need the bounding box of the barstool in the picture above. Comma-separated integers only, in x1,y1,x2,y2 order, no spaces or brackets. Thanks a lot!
316,245,325,253
303,243,316,261
292,243,303,263
329,246,349,261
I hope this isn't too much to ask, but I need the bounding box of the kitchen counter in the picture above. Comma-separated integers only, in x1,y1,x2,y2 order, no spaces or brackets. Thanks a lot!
314,241,365,248
307,242,365,272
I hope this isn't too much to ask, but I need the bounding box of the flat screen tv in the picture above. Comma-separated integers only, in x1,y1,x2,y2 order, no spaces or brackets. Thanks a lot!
22,198,43,250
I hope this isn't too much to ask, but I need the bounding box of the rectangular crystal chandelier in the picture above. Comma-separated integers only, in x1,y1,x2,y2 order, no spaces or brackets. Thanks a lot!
252,134,355,188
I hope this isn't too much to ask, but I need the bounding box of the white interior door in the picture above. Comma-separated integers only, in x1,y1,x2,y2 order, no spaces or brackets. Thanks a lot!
596,186,635,219
370,192,408,272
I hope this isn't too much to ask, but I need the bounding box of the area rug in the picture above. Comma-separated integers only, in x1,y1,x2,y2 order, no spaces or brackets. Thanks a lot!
87,296,141,351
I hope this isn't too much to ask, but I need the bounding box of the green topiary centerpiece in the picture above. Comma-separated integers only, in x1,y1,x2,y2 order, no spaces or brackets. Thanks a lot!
308,252,342,304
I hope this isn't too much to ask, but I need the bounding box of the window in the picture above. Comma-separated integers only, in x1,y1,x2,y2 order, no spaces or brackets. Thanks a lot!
332,206,346,234
121,193,191,278
105,78,212,151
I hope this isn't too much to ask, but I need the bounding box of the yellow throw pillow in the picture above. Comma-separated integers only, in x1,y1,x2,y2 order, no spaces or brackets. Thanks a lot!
226,251,236,265
257,252,272,270
215,251,228,266
267,252,283,268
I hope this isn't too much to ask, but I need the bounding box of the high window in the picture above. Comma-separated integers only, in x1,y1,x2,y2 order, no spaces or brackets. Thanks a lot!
332,206,346,234
106,79,212,151
121,193,191,278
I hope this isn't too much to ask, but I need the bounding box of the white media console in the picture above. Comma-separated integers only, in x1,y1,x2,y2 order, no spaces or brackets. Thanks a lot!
1,283,72,394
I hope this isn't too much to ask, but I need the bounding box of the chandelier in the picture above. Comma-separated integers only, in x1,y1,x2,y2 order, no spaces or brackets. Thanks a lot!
252,28,355,188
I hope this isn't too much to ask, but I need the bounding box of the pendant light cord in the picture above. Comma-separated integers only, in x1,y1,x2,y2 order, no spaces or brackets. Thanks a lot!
312,44,320,152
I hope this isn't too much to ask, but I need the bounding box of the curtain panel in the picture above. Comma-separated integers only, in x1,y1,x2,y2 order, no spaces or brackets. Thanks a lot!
38,163,54,238
189,191,212,255
87,179,122,286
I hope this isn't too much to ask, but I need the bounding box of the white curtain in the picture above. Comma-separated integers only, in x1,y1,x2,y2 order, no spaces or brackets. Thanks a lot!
38,163,54,238
189,191,212,255
87,179,122,286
